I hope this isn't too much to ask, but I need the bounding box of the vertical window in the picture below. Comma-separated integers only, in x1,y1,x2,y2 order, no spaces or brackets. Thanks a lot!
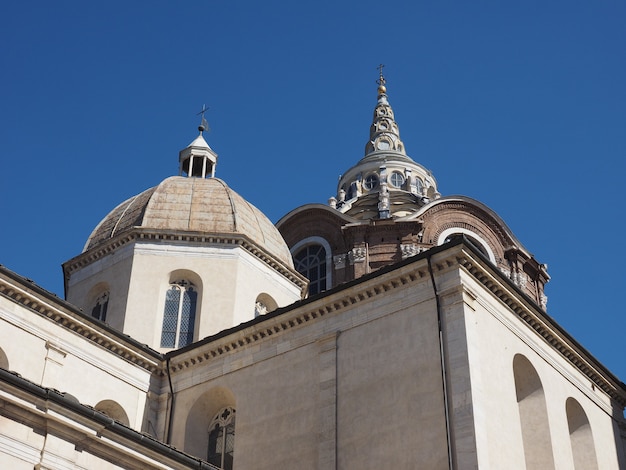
160,280,197,348
91,292,109,322
415,178,423,195
208,407,236,470
294,244,327,295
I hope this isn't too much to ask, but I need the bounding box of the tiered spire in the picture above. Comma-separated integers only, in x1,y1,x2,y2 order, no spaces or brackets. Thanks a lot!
331,67,440,219
364,65,406,157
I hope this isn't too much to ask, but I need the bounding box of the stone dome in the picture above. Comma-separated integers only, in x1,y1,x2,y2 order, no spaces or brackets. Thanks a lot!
84,176,294,267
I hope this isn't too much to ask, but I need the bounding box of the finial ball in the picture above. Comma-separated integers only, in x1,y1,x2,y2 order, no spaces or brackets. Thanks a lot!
378,85,386,95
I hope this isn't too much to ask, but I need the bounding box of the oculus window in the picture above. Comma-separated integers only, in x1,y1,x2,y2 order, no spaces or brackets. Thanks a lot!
363,173,379,190
389,171,405,188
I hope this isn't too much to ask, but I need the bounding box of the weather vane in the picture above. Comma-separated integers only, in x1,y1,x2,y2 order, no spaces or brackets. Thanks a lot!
197,104,210,133
376,64,386,86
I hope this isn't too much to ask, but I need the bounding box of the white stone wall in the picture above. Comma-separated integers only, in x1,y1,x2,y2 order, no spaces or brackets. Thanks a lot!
456,266,624,469
0,291,153,432
166,262,450,469
65,242,135,333
3,244,624,469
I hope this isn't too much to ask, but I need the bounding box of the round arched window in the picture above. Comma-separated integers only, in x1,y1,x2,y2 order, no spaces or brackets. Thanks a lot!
363,174,379,190
389,171,405,188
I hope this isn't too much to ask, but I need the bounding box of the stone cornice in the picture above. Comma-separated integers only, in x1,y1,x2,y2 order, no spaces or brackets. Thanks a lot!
448,245,626,407
62,228,307,290
166,262,430,372
0,268,162,374
167,240,626,409
0,368,218,470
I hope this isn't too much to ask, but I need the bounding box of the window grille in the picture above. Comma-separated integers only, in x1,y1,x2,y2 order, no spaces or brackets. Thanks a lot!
160,281,197,348
294,244,327,295
207,407,236,470
91,292,109,322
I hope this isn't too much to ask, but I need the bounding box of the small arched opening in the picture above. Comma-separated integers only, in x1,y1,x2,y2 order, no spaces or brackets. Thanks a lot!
184,386,236,465
95,399,130,426
512,354,555,469
566,397,598,470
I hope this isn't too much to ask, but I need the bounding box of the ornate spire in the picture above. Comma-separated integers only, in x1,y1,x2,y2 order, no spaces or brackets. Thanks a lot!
364,66,406,156
333,68,440,219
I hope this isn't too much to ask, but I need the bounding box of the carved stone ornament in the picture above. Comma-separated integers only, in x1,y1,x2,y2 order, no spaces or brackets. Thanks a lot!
512,271,527,289
401,243,419,259
254,301,267,318
333,254,347,270
349,247,366,264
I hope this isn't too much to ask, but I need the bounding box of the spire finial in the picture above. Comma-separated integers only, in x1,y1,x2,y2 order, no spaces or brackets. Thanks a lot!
197,104,210,134
376,64,386,95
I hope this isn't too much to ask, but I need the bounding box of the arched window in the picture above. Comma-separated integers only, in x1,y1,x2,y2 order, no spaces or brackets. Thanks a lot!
294,244,327,295
444,233,489,258
184,387,236,458
566,398,598,470
91,291,109,322
415,177,423,195
513,354,555,469
160,280,197,348
437,227,496,264
208,407,236,470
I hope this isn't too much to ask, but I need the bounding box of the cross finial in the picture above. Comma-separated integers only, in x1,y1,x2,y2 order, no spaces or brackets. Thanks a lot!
197,104,210,133
376,64,386,86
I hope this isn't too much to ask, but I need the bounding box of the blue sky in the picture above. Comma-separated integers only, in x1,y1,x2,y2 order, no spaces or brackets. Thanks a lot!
1,2,624,381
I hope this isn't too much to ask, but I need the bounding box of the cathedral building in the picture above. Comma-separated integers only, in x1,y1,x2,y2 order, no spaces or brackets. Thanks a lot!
1,74,625,469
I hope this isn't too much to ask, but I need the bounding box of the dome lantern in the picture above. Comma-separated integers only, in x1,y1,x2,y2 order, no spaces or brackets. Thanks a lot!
179,106,218,178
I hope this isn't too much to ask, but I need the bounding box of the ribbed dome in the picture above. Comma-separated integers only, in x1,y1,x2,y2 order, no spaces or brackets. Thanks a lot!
84,176,293,267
